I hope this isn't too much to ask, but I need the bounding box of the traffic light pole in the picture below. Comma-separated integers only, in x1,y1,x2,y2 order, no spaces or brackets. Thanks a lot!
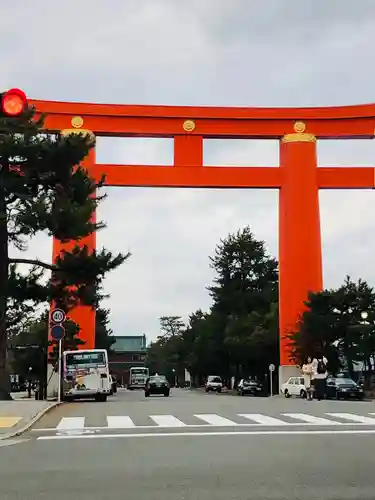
0,88,28,400
0,164,10,399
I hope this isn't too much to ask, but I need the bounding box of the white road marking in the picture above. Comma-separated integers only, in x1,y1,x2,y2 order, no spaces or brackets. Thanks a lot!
239,414,289,425
37,428,375,440
326,413,375,424
282,413,340,425
56,417,85,430
0,438,30,447
194,414,238,426
107,416,135,428
56,429,95,436
149,415,186,427
32,412,375,433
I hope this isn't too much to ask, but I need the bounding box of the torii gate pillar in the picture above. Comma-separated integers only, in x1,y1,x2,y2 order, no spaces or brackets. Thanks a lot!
278,125,323,383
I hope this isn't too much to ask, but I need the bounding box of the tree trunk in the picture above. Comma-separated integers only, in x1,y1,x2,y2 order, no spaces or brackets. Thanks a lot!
0,175,11,400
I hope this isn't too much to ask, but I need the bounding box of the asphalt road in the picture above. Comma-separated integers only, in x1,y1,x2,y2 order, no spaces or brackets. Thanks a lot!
1,388,375,499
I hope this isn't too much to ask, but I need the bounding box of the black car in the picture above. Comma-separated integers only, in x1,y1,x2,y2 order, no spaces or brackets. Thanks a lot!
326,377,364,400
145,375,170,397
237,379,266,397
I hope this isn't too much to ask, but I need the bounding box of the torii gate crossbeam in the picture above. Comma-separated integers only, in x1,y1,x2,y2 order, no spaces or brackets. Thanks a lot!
29,98,375,384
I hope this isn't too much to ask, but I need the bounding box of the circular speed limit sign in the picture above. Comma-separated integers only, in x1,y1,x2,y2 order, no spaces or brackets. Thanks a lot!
51,308,66,324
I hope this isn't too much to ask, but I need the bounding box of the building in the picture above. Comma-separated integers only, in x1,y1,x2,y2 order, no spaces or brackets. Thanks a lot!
108,335,147,385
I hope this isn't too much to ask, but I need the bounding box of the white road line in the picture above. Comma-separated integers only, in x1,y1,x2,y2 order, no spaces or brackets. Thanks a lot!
282,413,340,425
194,414,238,426
326,413,375,424
149,415,186,427
33,421,375,433
37,429,375,440
238,414,289,425
56,417,85,430
106,416,135,428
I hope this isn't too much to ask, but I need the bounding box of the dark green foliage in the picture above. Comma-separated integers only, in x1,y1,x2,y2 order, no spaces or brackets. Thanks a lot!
146,226,279,384
10,305,115,378
0,103,129,399
288,276,375,379
208,226,278,316
95,307,116,352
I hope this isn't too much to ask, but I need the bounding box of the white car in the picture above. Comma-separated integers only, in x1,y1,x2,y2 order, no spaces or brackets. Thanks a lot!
205,376,223,393
281,376,307,398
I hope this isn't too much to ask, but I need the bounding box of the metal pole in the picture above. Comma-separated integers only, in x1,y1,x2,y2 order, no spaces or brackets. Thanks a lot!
57,339,62,402
270,369,273,396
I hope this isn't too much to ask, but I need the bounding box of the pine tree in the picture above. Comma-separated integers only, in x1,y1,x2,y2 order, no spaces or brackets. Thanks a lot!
95,307,116,351
0,102,129,399
288,277,375,378
207,226,279,378
208,226,278,316
145,227,280,383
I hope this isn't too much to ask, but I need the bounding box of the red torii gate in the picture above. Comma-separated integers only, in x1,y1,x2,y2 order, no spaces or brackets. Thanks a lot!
30,98,375,382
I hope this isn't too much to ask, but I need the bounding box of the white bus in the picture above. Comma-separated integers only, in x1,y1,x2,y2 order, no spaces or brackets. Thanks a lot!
127,366,149,390
62,349,111,402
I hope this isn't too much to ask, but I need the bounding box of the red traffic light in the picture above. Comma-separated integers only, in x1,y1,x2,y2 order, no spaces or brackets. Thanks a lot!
1,88,27,116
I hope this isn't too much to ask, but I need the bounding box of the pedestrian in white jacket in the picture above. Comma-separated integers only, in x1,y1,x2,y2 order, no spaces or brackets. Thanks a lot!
301,356,313,400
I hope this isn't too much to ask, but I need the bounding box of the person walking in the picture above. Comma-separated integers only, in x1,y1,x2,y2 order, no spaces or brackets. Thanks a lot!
302,356,314,400
312,354,328,400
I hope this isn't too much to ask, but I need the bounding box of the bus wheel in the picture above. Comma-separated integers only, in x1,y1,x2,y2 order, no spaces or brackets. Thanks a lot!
95,394,107,402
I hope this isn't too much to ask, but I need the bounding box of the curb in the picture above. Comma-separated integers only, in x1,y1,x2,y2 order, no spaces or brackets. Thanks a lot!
0,401,63,441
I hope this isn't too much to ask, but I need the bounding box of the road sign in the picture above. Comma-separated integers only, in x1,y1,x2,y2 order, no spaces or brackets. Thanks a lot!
51,308,66,324
269,363,275,372
51,324,65,341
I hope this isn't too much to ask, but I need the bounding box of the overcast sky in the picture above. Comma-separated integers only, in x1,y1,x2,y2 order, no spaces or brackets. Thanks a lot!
2,0,375,341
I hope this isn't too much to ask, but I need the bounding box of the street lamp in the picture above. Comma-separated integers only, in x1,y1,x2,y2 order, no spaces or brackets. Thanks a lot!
361,311,368,321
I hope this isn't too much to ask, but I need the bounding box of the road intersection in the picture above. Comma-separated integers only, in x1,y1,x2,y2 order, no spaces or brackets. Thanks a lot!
2,388,375,499
28,388,375,440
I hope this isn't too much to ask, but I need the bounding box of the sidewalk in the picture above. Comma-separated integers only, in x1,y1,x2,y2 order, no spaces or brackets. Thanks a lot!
0,392,60,439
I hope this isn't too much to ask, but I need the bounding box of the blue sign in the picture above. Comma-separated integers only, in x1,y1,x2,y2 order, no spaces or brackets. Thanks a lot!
51,324,65,341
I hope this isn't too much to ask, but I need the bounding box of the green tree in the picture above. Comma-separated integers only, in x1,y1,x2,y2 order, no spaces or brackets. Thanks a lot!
177,310,210,380
288,277,375,379
10,305,116,387
8,315,48,381
159,316,185,338
207,226,279,380
9,310,84,392
95,307,115,351
0,103,129,399
6,265,48,342
208,226,278,316
147,226,279,385
146,316,185,379
224,303,279,378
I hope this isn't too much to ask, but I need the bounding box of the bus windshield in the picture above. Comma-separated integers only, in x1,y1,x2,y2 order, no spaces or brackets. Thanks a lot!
65,352,106,368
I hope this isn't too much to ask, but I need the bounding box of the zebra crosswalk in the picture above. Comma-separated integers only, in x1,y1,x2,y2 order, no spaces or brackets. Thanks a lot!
35,411,375,432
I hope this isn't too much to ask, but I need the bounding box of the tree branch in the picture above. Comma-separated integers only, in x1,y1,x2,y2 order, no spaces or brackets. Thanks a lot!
5,195,18,205
8,258,55,271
